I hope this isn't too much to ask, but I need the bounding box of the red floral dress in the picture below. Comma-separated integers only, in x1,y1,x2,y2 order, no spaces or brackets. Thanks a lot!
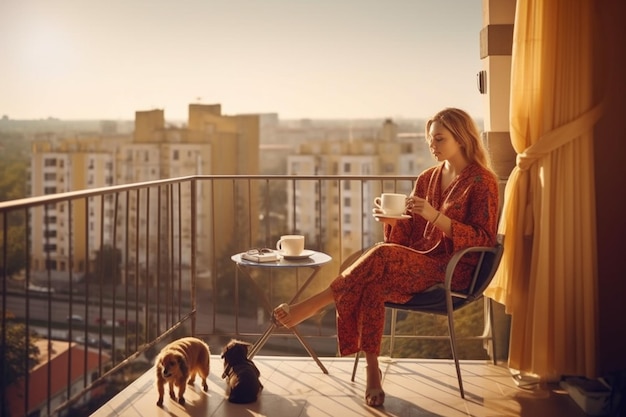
329,162,499,356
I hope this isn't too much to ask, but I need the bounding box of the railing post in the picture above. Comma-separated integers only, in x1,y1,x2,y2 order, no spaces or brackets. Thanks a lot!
191,178,197,336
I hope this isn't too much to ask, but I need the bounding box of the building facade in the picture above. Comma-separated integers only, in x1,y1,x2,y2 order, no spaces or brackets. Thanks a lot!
29,104,261,286
286,119,431,260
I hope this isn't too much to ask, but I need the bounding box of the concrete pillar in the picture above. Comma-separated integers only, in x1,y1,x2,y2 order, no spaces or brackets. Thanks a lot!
480,0,517,363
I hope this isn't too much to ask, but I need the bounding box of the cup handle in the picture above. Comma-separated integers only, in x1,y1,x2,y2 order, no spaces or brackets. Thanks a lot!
276,240,283,251
374,197,382,209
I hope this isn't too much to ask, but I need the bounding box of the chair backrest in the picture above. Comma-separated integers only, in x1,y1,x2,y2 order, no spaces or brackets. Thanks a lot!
385,234,505,314
467,234,505,298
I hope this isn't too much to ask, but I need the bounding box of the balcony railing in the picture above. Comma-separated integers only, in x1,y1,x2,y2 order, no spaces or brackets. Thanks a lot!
1,174,491,416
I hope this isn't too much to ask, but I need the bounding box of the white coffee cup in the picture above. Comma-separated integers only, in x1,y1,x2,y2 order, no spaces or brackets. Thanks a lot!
276,235,305,256
374,193,407,216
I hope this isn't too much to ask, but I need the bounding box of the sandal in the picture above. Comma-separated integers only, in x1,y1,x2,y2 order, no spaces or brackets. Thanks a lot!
364,366,385,407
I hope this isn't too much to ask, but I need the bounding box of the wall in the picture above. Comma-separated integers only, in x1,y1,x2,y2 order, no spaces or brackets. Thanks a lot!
594,0,626,375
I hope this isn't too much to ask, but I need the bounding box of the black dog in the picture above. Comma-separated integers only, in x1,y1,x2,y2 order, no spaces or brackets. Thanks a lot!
221,339,263,403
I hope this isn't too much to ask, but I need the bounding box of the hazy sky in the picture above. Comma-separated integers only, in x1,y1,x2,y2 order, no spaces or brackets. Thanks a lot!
1,0,484,121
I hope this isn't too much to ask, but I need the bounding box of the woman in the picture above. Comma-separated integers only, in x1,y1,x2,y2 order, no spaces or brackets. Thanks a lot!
273,107,499,407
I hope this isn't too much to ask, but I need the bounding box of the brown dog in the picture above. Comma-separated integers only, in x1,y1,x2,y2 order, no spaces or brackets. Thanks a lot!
221,339,263,403
156,336,210,407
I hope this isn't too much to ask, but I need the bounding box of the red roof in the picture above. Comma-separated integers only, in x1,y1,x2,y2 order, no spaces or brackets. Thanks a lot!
6,339,111,416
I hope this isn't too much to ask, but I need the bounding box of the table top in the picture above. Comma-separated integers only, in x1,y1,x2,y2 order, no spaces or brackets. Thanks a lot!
231,250,332,268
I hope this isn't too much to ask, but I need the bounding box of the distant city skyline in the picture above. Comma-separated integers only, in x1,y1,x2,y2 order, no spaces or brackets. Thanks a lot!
1,0,484,121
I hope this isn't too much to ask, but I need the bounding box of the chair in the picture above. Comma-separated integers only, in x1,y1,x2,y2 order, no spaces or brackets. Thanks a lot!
348,234,505,399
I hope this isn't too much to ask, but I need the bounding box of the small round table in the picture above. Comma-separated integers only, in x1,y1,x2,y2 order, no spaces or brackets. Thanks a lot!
231,251,332,374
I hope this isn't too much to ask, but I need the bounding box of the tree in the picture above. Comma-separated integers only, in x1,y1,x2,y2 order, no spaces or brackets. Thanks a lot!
0,223,27,278
0,133,29,277
0,132,29,202
89,245,122,285
0,312,40,390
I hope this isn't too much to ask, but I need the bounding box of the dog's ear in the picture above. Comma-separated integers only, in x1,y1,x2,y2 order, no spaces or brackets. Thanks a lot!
221,343,231,359
157,354,167,369
177,354,188,376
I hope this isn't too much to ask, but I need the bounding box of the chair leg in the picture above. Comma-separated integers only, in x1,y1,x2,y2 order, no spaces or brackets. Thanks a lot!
487,297,497,365
351,351,360,382
389,308,398,357
446,313,465,399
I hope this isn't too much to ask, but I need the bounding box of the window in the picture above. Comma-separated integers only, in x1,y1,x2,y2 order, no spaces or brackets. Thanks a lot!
173,150,179,160
44,187,57,194
44,158,57,167
44,173,56,181
344,197,351,207
343,162,351,173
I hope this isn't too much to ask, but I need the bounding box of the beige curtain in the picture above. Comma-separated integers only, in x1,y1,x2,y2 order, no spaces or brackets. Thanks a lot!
485,0,603,379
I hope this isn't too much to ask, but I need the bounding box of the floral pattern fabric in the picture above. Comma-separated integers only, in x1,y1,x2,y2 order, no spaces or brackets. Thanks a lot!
329,162,499,356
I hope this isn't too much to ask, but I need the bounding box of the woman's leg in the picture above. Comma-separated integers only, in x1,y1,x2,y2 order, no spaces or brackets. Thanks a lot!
272,287,334,328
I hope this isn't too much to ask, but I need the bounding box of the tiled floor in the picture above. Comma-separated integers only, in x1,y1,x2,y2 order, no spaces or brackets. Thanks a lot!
91,356,587,417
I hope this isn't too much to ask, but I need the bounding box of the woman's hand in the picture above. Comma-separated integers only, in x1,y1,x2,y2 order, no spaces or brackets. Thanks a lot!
406,196,438,221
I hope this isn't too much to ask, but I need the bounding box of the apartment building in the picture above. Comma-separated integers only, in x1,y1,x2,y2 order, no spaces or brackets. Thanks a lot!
29,104,261,287
286,119,431,260
30,138,120,280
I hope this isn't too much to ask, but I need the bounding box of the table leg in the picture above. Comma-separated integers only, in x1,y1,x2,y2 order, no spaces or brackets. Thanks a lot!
248,321,276,358
290,326,329,374
239,263,329,373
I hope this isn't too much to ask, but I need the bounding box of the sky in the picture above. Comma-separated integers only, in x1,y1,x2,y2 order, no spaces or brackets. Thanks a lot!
0,0,484,121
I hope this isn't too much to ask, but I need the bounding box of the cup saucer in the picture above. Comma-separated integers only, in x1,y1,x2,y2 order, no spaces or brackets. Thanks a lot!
281,249,315,260
373,213,411,220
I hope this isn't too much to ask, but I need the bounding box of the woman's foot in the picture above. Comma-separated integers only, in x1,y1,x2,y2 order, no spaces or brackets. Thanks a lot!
364,366,385,407
272,288,335,328
272,302,314,328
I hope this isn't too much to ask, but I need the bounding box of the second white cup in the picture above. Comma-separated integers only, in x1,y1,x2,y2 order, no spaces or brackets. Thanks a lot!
276,234,305,256
374,193,407,216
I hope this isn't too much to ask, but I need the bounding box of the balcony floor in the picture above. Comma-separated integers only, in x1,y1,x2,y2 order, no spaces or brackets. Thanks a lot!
91,355,586,417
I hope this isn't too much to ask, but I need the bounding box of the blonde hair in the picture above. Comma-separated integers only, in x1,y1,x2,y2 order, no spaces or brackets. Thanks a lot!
426,107,493,172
